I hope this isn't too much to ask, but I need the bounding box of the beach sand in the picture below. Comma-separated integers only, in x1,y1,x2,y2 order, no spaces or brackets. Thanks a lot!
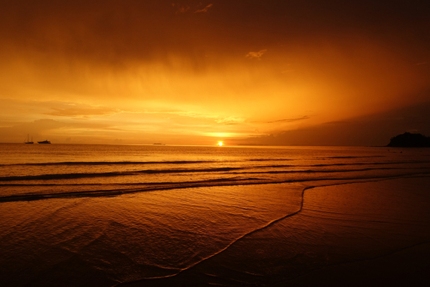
130,176,430,286
1,176,430,286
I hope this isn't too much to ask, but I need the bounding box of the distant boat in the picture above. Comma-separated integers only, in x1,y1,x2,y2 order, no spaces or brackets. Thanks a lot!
38,140,51,144
153,143,166,146
24,134,34,144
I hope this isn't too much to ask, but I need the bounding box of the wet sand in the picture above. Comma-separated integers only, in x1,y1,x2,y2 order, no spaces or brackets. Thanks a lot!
127,176,430,286
1,176,430,286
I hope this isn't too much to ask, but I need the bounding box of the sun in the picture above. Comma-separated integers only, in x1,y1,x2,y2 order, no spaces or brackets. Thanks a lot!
217,140,224,147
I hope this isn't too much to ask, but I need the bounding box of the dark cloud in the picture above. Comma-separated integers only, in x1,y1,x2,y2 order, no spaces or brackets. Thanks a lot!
2,0,428,64
267,116,310,124
252,99,430,146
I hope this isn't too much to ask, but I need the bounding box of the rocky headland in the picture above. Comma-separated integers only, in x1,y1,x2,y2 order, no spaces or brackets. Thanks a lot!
387,132,430,147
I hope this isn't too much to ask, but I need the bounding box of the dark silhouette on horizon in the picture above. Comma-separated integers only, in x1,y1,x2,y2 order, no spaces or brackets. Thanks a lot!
387,132,430,147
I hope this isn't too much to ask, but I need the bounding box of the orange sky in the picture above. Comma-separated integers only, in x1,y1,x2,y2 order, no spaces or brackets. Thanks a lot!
1,1,429,145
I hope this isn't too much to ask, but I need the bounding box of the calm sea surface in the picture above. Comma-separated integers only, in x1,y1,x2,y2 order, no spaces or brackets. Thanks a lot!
1,144,429,201
1,144,430,286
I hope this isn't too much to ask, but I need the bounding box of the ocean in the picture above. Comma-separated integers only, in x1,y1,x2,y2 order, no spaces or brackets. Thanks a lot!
1,144,430,286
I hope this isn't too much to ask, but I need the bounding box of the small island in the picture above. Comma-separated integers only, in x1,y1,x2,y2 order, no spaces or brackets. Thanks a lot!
387,132,430,147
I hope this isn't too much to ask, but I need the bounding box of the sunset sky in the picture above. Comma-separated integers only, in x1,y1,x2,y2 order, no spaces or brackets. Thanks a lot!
1,0,429,146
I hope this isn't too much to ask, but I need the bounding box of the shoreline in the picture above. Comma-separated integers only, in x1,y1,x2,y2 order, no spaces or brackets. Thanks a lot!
120,176,430,286
1,176,430,286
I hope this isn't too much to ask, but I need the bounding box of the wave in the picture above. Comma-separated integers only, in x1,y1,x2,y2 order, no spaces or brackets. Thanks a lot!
0,167,245,181
0,177,261,203
324,155,386,159
0,160,219,167
2,170,429,203
0,165,406,182
310,160,430,167
2,158,427,169
248,158,292,162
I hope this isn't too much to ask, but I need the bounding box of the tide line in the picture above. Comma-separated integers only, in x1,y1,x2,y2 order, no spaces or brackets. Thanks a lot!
115,174,429,286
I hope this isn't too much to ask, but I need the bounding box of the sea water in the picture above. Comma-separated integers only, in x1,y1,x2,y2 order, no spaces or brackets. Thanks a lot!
1,144,430,286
